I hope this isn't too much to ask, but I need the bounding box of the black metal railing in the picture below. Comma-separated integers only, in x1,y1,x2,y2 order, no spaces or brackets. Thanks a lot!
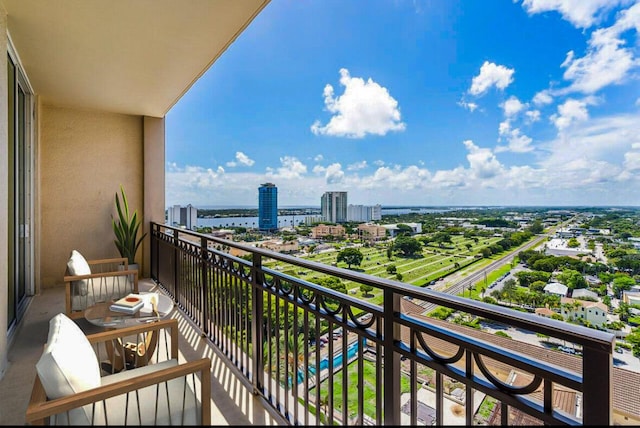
150,222,613,425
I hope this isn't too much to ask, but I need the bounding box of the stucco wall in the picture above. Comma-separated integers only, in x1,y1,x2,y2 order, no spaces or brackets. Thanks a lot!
39,105,144,288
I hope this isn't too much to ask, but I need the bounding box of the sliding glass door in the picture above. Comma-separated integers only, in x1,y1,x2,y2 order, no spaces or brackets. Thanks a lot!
7,52,33,332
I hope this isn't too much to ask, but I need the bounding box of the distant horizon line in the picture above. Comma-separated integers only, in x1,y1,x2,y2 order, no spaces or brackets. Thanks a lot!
170,204,640,210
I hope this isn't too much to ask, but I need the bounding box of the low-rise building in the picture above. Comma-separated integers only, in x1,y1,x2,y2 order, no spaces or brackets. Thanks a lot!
535,307,556,318
560,297,608,327
382,222,422,237
623,291,640,306
357,223,387,241
571,288,599,301
311,224,346,239
256,239,299,253
543,282,569,297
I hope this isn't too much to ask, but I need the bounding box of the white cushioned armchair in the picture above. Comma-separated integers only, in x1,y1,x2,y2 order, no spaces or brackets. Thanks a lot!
26,314,211,425
64,250,139,319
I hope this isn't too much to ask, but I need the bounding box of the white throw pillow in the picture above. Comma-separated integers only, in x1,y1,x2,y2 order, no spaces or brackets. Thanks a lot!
67,249,91,296
36,313,101,424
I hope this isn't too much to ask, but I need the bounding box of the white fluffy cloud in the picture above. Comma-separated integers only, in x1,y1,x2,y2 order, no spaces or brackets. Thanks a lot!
558,2,640,94
347,160,368,171
325,163,345,184
501,96,526,118
463,140,504,179
226,151,254,168
496,127,534,153
457,99,479,112
468,61,515,96
520,0,627,28
525,110,541,122
310,68,406,138
550,98,592,129
166,113,640,207
532,90,553,106
265,156,307,179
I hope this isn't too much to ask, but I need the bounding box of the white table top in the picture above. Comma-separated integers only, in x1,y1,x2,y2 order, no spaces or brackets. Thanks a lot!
84,292,173,328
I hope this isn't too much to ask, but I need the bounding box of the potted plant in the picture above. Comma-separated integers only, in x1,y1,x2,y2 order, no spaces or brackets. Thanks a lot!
112,184,147,270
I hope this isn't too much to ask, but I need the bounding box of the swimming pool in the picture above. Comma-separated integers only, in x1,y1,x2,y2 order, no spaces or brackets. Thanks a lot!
294,339,366,384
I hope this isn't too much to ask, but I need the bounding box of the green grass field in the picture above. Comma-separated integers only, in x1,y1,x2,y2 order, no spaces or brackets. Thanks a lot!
263,235,504,306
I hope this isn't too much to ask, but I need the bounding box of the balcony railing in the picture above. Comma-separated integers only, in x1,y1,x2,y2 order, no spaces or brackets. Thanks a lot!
150,223,614,425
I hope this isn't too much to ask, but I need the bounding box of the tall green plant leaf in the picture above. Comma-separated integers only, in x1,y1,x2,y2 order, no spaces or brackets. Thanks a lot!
111,185,147,264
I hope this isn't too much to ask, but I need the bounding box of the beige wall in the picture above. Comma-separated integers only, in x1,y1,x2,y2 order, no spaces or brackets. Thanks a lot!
39,105,144,288
143,116,165,279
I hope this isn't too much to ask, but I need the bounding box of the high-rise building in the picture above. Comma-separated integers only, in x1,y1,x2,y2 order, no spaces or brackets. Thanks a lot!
347,204,382,222
321,191,348,223
167,204,198,230
258,182,278,232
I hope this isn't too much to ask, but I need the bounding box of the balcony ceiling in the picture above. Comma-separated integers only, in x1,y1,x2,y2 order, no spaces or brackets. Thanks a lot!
3,0,270,117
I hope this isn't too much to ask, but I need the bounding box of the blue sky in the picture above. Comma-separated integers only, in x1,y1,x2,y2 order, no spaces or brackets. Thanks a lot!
166,0,640,208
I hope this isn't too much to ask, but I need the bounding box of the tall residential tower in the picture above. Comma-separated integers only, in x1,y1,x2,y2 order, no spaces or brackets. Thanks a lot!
321,191,348,223
258,182,278,232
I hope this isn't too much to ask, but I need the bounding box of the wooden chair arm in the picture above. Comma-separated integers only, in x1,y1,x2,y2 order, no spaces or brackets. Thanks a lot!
87,318,179,360
26,358,211,425
64,270,139,319
87,257,128,267
63,270,138,283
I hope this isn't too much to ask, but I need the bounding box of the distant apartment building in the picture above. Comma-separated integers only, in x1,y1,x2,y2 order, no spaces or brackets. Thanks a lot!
357,223,387,241
311,224,345,239
560,297,608,327
258,182,278,232
304,215,324,226
321,191,348,223
167,204,197,230
347,204,382,222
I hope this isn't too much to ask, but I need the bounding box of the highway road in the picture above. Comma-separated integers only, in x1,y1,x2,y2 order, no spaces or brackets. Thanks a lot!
416,232,550,313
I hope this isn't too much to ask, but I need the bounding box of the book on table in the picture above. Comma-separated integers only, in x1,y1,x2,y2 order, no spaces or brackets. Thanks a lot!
110,293,144,314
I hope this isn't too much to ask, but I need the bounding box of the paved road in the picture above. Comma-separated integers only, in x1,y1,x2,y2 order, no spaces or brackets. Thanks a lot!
417,232,549,313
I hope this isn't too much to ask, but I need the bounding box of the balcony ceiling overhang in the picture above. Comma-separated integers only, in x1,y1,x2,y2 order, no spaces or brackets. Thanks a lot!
3,0,270,117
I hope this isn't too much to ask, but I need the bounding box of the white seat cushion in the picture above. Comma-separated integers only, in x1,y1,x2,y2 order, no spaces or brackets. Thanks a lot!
98,359,201,425
36,313,101,425
67,250,91,296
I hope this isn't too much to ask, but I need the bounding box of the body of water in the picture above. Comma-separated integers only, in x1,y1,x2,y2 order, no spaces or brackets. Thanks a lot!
197,207,451,228
197,215,308,229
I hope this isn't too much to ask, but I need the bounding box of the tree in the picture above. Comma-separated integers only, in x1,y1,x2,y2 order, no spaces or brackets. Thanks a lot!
432,232,452,245
528,220,544,234
613,275,635,298
386,264,397,274
567,238,580,248
316,276,347,294
336,248,364,269
616,301,632,322
393,236,422,257
396,223,414,236
360,283,374,297
556,269,587,290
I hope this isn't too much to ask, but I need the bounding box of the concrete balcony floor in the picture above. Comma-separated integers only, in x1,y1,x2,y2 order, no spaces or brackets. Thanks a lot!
0,279,285,425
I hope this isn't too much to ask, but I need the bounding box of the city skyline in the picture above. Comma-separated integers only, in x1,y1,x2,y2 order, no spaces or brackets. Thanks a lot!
166,1,640,208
